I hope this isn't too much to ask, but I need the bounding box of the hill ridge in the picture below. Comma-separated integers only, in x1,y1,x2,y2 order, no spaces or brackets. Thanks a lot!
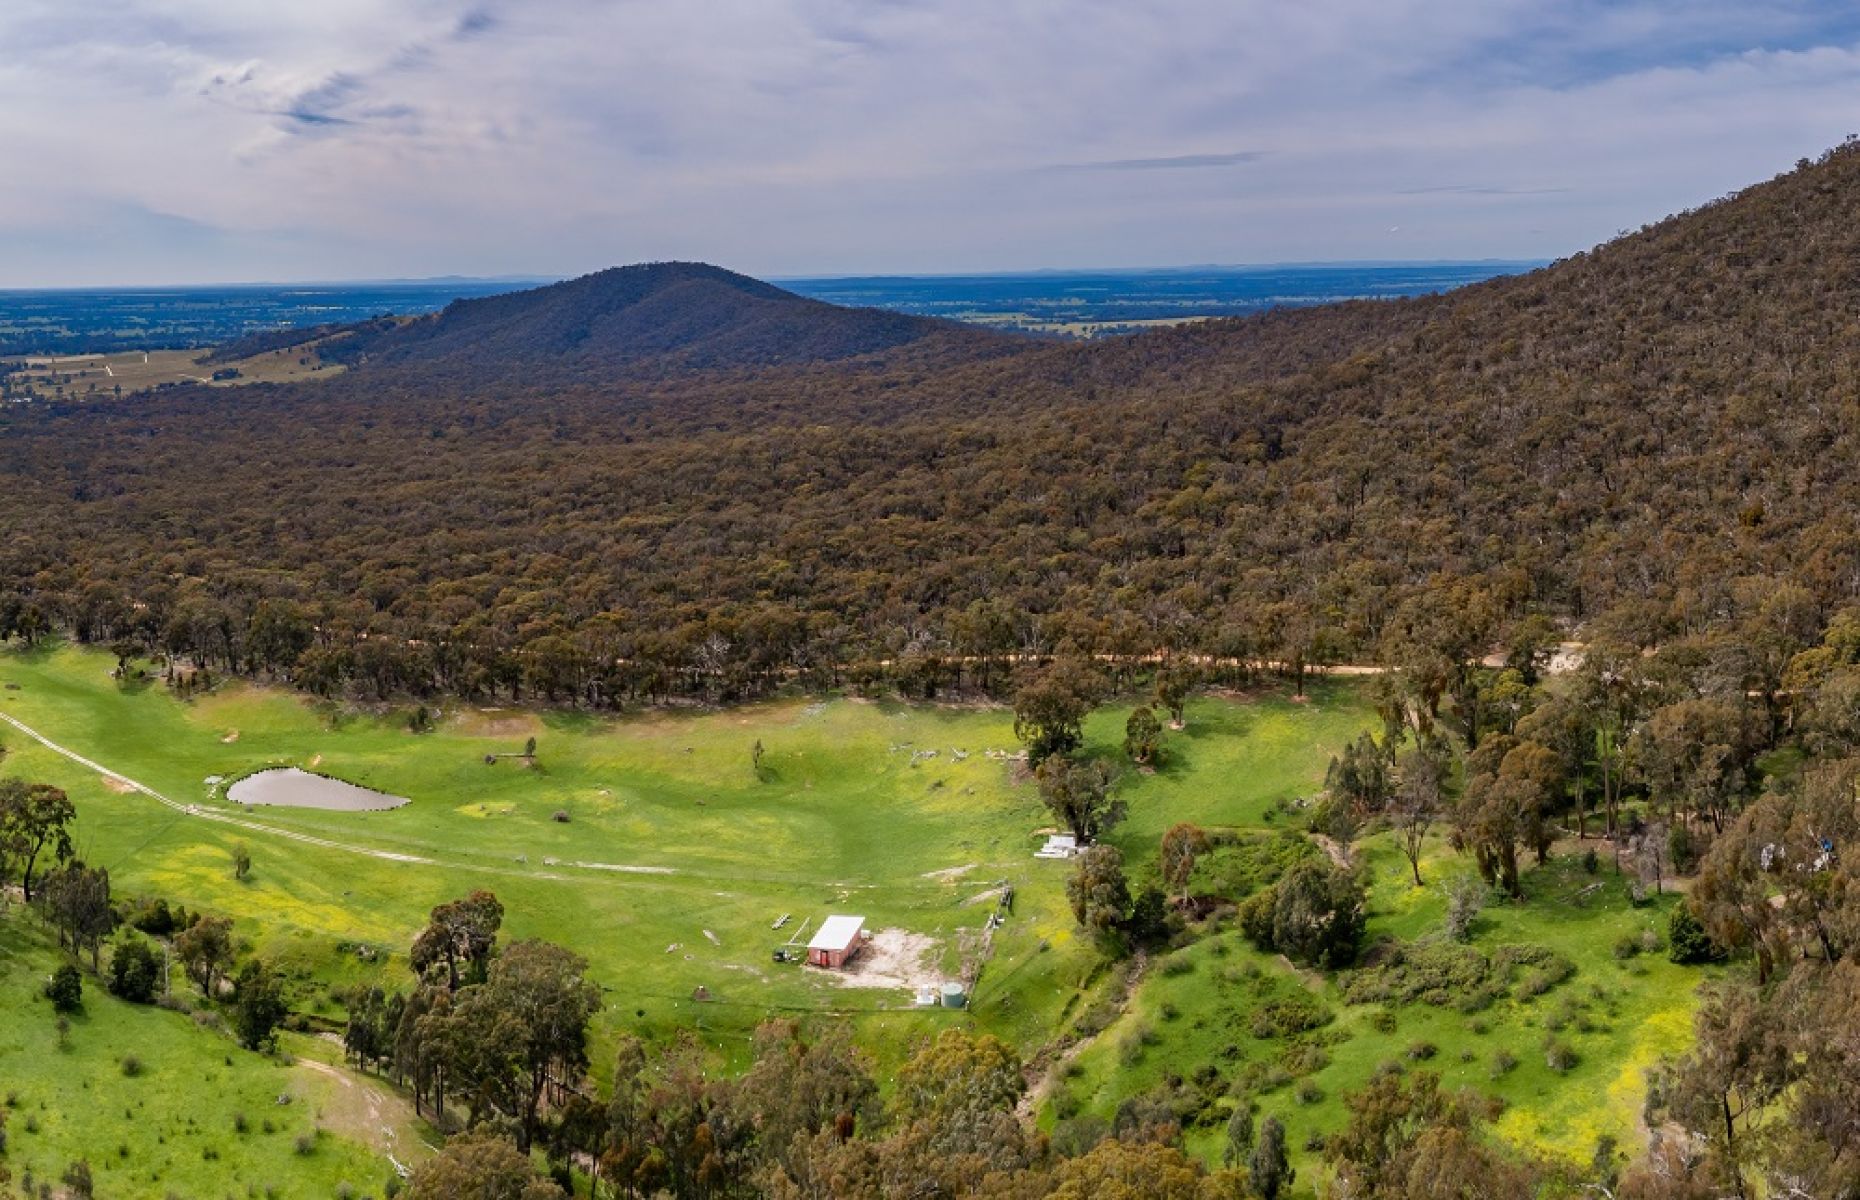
322,259,1016,375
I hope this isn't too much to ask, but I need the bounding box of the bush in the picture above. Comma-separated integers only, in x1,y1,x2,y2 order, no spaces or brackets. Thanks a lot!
1544,1037,1579,1072
128,897,179,937
1611,934,1640,961
109,938,162,1004
1581,848,1599,874
551,810,570,823
46,965,82,1013
1444,873,1485,942
120,1055,143,1078
1278,1044,1331,1077
1491,1048,1519,1077
1345,941,1574,1011
1294,1079,1324,1105
1198,831,1316,899
1668,903,1716,965
1249,993,1332,1039
1668,823,1703,875
1249,858,1366,969
62,1160,94,1200
1238,888,1277,950
1405,1040,1437,1061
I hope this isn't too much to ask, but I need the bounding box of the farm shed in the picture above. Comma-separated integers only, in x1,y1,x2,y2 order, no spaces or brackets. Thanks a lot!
807,915,867,968
1035,834,1080,860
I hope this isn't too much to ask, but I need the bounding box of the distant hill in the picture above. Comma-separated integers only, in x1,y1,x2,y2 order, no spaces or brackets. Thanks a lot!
318,261,1015,374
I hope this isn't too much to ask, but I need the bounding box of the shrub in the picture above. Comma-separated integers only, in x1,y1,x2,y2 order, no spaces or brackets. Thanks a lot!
1278,1044,1331,1077
1294,1079,1323,1105
1346,941,1575,1011
1491,1048,1519,1077
1444,873,1485,942
1266,859,1367,969
62,1160,94,1200
1544,1037,1578,1072
120,1055,143,1078
1611,934,1640,961
1238,888,1277,950
46,965,82,1013
1668,903,1716,965
1668,823,1703,875
128,897,178,937
1581,848,1599,874
1405,1040,1437,1061
1513,952,1575,1000
551,810,570,823
1368,1008,1397,1034
1249,993,1332,1039
109,938,162,1004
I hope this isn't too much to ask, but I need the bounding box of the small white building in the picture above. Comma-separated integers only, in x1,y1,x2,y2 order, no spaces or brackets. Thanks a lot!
1035,834,1080,860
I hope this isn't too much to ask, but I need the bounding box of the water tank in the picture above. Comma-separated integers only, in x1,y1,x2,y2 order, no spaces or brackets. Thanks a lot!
939,982,967,1009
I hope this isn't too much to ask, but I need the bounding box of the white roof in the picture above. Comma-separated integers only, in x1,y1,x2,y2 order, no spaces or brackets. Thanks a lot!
1035,834,1081,860
808,914,866,952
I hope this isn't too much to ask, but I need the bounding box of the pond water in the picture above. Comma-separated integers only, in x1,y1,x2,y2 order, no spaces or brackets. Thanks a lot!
227,767,408,812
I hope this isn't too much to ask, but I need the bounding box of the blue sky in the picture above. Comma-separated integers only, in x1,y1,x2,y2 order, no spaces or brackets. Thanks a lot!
3,1,1860,285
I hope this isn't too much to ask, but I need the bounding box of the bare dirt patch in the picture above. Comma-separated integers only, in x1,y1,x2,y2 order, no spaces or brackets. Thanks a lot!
220,730,240,743
827,927,942,991
922,863,975,881
101,776,136,794
295,1056,432,1171
458,708,543,738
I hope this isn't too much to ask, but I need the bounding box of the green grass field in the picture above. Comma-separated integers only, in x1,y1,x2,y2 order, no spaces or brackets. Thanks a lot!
0,646,1368,1066
0,642,1702,1191
0,919,405,1198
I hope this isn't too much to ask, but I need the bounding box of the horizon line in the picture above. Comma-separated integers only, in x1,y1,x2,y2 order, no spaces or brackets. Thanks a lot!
0,258,1551,294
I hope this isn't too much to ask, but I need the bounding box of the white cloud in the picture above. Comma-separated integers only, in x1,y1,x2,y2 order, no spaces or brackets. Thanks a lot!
2,0,1859,283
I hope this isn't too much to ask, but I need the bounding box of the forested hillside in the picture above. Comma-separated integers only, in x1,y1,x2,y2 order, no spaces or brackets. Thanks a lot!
4,144,1860,702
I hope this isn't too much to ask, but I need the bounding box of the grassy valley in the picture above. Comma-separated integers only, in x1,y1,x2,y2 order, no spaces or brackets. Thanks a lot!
0,641,1714,1194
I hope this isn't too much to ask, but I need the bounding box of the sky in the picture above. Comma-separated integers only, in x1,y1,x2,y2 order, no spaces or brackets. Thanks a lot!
5,1,1860,286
